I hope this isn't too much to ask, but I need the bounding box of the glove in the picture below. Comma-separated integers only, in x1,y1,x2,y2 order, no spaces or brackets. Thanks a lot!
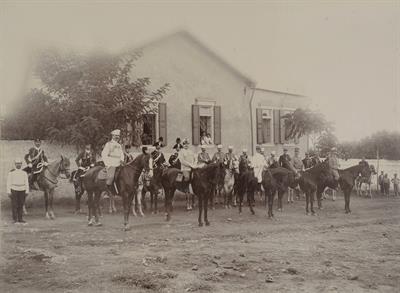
43,162,49,166
90,164,95,167
28,163,33,168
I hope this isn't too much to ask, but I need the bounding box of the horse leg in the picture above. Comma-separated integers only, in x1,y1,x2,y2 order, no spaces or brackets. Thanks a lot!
198,195,203,227
268,191,274,218
247,188,255,215
305,192,310,215
48,189,56,219
87,191,94,225
137,189,144,217
311,191,316,215
238,190,243,214
204,194,210,226
93,191,102,226
277,191,282,212
112,193,117,213
43,190,51,219
154,189,158,214
332,189,336,201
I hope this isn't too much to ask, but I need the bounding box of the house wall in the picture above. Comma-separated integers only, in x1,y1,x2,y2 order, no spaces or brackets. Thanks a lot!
130,33,253,154
251,89,311,157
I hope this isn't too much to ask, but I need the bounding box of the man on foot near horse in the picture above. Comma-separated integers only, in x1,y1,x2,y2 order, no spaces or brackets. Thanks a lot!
24,138,48,190
291,147,305,201
101,129,124,195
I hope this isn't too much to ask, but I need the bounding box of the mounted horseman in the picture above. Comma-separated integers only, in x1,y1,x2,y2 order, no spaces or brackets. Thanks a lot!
73,144,96,188
102,129,125,195
24,139,48,190
178,139,197,210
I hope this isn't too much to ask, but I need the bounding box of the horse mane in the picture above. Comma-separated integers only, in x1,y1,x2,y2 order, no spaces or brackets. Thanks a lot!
195,162,222,178
303,160,330,175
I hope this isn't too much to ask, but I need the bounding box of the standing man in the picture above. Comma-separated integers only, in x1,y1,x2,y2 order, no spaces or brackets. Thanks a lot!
198,146,211,166
24,138,48,190
302,152,313,169
224,146,238,168
310,151,321,167
7,158,30,224
378,171,385,195
101,129,124,193
212,144,225,163
173,137,183,150
391,173,399,197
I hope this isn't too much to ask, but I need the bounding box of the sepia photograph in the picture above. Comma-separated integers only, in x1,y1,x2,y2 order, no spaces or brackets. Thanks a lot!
0,1,399,292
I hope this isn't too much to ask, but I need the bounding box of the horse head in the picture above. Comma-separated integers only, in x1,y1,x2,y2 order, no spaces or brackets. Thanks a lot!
60,155,71,179
143,153,154,178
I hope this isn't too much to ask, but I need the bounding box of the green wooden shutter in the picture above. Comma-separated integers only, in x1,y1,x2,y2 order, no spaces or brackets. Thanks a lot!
158,103,167,145
256,108,263,144
192,105,200,145
214,105,221,145
273,109,280,144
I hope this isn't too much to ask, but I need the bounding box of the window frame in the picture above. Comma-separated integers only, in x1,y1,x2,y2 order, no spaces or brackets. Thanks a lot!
257,106,274,146
196,100,216,144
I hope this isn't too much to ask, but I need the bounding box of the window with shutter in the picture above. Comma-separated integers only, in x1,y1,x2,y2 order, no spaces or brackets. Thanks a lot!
192,105,200,145
257,108,273,144
158,103,167,145
214,105,221,145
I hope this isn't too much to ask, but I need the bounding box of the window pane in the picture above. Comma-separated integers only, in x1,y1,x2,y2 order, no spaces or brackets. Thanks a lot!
262,118,271,143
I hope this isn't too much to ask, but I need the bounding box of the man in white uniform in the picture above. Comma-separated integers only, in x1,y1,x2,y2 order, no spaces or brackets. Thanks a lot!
101,129,124,191
251,146,266,183
178,139,197,181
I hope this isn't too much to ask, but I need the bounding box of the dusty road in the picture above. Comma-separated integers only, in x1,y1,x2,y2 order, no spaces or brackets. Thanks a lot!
1,194,399,293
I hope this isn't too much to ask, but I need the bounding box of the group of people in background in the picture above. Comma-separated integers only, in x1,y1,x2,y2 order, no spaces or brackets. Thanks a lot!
378,171,399,197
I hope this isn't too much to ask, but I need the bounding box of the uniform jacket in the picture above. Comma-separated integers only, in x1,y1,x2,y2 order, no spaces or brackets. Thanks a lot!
292,156,304,171
101,140,124,167
179,148,196,171
169,152,181,169
198,152,211,164
76,151,96,168
279,154,292,169
212,151,224,163
151,150,166,168
302,158,313,169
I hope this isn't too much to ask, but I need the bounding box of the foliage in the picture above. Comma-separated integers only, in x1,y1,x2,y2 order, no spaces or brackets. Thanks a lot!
282,108,334,140
3,49,169,151
338,131,400,160
315,131,338,157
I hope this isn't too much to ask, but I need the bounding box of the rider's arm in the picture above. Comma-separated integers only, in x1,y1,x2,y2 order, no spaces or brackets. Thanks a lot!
42,152,48,163
101,143,110,166
75,153,82,167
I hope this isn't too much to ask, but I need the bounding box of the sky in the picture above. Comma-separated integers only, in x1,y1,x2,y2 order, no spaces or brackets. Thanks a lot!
1,0,399,141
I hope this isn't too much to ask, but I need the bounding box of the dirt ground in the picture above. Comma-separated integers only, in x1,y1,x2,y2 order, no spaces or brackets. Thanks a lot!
1,192,399,293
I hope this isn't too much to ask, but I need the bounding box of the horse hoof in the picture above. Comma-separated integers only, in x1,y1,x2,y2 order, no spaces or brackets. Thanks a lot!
318,207,324,210
311,212,316,216
94,222,102,227
251,210,255,215
306,212,310,216
205,221,210,226
45,213,51,219
123,225,130,231
198,222,203,227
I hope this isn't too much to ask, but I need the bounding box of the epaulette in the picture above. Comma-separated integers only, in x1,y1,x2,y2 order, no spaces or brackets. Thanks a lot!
9,168,16,172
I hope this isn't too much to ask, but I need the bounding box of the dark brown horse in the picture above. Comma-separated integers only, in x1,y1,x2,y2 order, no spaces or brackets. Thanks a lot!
336,162,372,213
36,156,71,219
82,153,152,229
262,167,296,218
162,162,224,226
236,169,257,215
297,160,336,215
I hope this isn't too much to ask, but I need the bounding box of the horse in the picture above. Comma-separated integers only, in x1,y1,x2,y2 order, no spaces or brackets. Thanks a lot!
82,153,152,229
262,167,296,218
35,156,71,219
236,168,257,215
70,161,115,215
162,162,224,226
140,162,165,214
223,160,239,209
337,162,372,213
297,160,336,215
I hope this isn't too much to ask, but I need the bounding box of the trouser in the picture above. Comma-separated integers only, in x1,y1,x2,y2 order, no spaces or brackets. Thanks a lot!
394,184,399,196
106,166,117,186
383,183,390,195
380,183,384,194
11,190,26,222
